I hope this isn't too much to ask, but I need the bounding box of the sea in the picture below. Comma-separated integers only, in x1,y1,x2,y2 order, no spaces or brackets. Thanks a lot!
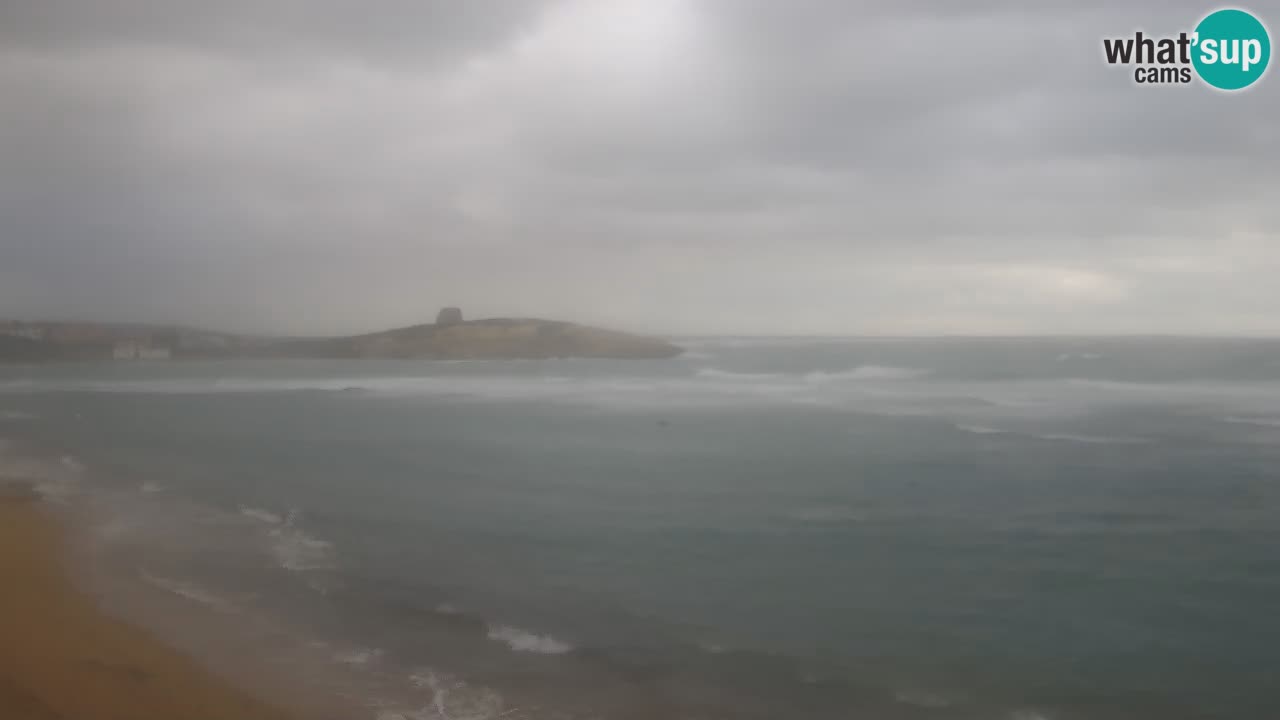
0,336,1277,720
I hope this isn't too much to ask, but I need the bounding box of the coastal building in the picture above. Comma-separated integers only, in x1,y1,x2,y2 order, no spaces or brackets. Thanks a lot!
1,322,45,341
112,339,172,361
437,306,464,326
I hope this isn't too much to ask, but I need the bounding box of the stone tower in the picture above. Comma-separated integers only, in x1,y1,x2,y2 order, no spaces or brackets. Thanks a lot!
436,307,463,326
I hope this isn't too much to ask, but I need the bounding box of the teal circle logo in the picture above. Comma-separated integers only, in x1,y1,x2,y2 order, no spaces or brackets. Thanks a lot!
1192,8,1271,90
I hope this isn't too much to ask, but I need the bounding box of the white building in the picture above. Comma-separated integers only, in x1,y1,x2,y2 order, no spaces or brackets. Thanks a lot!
112,340,172,361
1,323,45,340
139,345,172,360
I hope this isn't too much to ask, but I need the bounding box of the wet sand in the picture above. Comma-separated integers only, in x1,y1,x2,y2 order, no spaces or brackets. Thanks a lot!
0,482,300,720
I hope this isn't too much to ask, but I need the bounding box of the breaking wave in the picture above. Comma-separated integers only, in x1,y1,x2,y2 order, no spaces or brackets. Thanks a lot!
486,624,574,654
1221,415,1280,428
239,505,285,525
332,647,383,666
1033,432,1147,445
955,423,1144,445
240,506,334,572
0,452,85,503
696,365,927,383
694,368,783,381
954,423,1010,435
140,571,238,614
269,512,335,572
404,668,511,720
803,365,927,382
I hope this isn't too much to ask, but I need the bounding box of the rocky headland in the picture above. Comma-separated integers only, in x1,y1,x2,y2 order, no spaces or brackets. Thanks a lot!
0,309,683,362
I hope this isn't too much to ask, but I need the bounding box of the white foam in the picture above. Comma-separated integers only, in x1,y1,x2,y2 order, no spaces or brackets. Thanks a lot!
21,359,1280,420
244,506,340,581
1221,415,1280,428
954,423,1009,436
405,668,511,720
0,410,36,421
695,368,784,381
0,366,1092,419
410,669,448,717
679,336,827,349
140,571,237,614
1055,352,1102,362
486,624,573,655
270,526,334,572
139,481,164,494
59,455,85,472
332,647,382,666
1033,432,1146,445
409,670,437,690
0,374,580,399
804,365,927,382
696,365,927,384
955,423,1145,445
33,477,78,502
239,505,284,525
1,455,85,503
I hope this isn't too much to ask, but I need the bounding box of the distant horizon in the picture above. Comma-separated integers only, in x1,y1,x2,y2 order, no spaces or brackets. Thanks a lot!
13,314,1280,343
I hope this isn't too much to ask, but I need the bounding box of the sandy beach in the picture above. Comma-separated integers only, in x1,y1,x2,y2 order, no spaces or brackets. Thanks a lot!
0,482,300,720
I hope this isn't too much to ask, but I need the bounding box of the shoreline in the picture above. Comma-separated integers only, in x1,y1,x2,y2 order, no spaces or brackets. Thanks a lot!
0,434,526,720
0,483,307,720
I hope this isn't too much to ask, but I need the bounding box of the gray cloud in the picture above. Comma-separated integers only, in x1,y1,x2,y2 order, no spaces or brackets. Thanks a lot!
1,0,1277,335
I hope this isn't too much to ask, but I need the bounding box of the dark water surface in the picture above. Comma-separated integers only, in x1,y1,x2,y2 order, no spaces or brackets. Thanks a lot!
1,337,1278,719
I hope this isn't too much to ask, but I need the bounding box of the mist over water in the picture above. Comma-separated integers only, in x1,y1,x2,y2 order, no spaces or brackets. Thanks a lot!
2,337,1279,719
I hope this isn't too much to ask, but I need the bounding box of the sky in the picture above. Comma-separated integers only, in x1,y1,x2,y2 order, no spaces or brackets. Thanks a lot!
1,1,1277,336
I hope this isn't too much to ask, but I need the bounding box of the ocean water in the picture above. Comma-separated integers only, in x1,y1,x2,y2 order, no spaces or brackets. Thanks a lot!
1,337,1278,719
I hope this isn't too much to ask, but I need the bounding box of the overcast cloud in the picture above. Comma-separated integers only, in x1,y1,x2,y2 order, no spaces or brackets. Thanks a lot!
1,0,1277,335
